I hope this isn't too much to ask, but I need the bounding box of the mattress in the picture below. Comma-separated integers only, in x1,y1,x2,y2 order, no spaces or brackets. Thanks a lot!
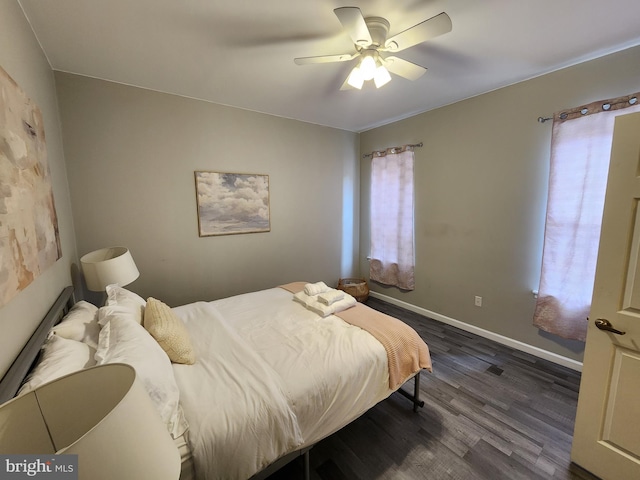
172,287,393,480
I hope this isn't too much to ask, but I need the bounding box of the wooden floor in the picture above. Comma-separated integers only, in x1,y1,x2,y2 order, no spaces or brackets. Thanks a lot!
267,298,601,480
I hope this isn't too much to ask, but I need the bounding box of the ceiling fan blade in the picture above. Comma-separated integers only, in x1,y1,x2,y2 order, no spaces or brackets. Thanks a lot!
334,7,372,47
381,56,427,81
294,52,358,65
384,12,452,52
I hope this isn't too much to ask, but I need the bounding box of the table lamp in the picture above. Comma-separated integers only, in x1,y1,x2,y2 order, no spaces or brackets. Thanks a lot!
80,247,139,291
0,363,180,480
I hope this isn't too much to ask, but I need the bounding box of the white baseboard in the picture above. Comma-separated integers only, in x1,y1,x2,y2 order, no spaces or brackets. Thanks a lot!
369,291,583,372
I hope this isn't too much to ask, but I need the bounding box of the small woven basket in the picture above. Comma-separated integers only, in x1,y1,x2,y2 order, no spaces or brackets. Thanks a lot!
337,278,369,302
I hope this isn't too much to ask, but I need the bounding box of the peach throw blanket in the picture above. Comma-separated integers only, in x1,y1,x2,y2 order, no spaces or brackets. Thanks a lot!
280,282,432,390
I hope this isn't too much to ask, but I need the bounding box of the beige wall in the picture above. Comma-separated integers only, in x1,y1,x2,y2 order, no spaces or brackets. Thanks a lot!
360,45,640,363
55,72,360,306
3,0,639,374
0,1,78,377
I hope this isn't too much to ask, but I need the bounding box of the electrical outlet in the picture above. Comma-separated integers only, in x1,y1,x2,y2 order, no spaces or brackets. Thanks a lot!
474,296,483,307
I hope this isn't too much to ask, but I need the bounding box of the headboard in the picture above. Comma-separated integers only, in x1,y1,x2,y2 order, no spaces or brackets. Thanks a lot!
0,286,75,404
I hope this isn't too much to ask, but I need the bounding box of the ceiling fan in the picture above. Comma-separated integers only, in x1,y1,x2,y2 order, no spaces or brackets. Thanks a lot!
294,7,452,90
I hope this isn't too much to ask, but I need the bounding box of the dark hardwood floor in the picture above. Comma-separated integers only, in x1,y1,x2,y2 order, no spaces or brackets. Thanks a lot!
267,298,600,480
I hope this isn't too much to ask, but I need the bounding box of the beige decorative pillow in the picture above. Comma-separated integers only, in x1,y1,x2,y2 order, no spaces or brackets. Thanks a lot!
143,297,195,365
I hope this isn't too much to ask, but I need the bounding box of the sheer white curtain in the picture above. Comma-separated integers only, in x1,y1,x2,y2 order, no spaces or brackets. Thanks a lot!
533,93,640,341
369,147,415,290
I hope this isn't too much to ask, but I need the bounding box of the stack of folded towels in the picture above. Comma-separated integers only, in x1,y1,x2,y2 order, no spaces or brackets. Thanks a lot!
293,281,357,317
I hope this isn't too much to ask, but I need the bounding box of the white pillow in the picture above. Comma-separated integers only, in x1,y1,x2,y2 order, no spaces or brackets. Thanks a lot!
106,284,146,309
95,315,188,438
18,335,96,395
64,299,98,319
97,285,146,325
98,304,143,327
50,300,100,349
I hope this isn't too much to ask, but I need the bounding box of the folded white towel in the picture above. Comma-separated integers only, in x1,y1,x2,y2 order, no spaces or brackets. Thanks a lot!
293,291,318,311
293,290,356,317
309,295,356,317
317,289,344,306
303,281,330,296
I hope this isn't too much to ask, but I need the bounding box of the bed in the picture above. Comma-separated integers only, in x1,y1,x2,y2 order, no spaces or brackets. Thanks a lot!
0,282,431,480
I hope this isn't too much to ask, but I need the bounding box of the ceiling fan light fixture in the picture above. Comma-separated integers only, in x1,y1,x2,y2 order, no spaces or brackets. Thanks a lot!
374,65,391,88
295,7,450,92
360,55,377,81
347,67,364,89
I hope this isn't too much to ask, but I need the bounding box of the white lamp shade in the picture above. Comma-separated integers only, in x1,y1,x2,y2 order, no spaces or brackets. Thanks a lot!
347,67,365,89
80,247,139,291
374,65,391,88
0,364,180,480
360,55,377,81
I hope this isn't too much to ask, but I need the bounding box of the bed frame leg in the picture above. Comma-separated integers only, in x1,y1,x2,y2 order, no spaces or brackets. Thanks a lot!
303,449,310,480
397,371,425,412
412,371,424,412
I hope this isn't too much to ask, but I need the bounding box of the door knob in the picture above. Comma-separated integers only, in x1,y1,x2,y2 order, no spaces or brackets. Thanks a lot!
595,318,626,335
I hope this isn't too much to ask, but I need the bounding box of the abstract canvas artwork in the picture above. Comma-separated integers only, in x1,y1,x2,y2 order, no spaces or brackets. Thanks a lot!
195,171,270,236
0,66,61,307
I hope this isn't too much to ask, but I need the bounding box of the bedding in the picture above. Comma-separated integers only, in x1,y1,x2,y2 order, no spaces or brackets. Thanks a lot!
172,300,304,479
171,285,432,480
4,283,431,480
49,300,100,349
97,284,146,325
335,302,431,389
17,335,96,395
282,282,432,389
94,312,189,439
17,300,99,395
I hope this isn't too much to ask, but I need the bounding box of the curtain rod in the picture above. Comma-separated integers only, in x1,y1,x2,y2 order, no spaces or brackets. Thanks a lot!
363,142,423,158
538,94,639,124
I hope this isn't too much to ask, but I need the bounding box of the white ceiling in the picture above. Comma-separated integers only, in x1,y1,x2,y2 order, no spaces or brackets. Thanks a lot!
18,0,640,132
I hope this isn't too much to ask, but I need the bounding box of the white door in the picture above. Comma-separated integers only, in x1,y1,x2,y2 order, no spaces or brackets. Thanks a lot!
572,111,640,479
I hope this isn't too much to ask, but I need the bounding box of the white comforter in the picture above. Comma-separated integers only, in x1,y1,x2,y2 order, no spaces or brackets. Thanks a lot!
172,287,392,480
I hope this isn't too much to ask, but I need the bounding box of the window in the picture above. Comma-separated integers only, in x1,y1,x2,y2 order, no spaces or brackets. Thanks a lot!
533,93,640,341
369,147,415,290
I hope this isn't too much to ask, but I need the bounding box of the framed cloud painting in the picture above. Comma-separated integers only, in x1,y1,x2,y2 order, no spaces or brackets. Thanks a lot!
195,171,270,236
